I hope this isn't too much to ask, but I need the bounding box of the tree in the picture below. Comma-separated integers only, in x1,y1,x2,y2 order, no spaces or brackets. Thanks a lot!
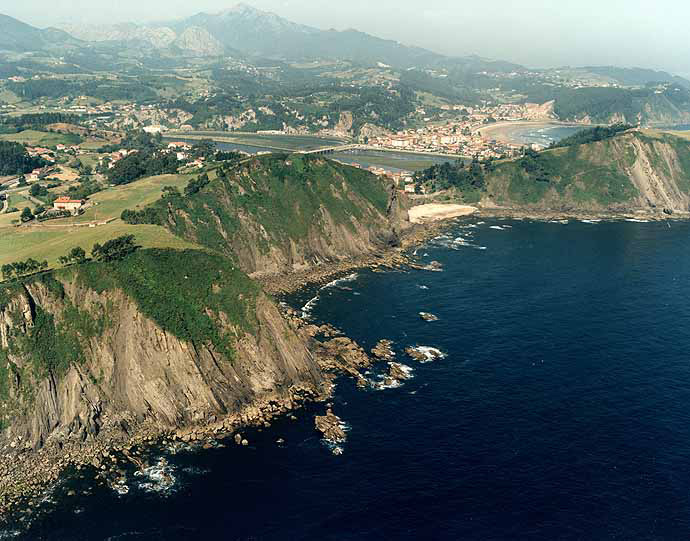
1,258,48,280
20,207,34,223
59,246,87,266
1,264,14,281
30,183,48,197
91,235,138,262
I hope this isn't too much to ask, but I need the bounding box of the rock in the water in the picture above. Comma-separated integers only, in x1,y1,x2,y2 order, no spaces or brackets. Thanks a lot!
314,409,347,443
405,346,445,363
419,312,439,322
389,362,412,381
371,339,395,361
426,261,443,271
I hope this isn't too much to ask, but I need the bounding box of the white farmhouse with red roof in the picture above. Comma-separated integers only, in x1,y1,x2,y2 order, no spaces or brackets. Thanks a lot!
53,197,84,215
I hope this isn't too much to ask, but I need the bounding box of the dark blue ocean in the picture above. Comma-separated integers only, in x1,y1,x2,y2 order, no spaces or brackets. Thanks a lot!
8,218,690,540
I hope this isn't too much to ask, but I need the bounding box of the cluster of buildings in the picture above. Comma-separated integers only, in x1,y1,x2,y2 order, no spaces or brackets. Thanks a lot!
367,102,557,159
102,148,139,169
28,166,57,182
27,144,83,164
367,125,520,159
98,141,206,171
165,142,205,168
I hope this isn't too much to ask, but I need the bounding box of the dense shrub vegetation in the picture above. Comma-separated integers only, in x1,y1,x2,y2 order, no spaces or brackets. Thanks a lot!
551,124,633,149
76,249,260,358
0,141,45,175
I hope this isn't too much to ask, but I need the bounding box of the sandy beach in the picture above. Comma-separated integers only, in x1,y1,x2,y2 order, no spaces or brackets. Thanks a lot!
408,204,478,224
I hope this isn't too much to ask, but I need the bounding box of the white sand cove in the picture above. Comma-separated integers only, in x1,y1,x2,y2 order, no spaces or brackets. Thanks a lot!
408,204,477,224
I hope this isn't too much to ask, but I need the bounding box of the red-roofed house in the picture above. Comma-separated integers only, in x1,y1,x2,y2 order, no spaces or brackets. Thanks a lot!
53,197,84,215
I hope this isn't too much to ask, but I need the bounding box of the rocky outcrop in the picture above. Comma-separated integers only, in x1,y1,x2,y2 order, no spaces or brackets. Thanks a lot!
314,408,346,443
371,339,395,361
173,26,225,56
0,275,326,510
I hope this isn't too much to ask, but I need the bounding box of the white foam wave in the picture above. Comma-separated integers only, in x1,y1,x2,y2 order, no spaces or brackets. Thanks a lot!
625,218,650,223
109,480,130,496
134,458,177,496
371,363,415,390
301,274,359,319
410,346,447,363
323,273,359,290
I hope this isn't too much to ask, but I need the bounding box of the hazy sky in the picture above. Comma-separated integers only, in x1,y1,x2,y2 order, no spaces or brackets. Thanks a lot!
5,0,690,76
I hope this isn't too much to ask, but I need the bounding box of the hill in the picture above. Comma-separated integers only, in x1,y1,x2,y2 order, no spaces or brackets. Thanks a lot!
453,131,690,213
0,153,408,511
121,153,407,275
0,14,80,53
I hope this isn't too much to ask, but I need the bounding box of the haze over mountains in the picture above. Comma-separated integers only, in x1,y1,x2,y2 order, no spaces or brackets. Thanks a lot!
0,2,685,87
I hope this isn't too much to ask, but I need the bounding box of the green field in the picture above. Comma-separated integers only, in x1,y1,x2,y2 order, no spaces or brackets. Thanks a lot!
7,192,33,209
79,139,110,151
0,192,35,226
0,223,201,269
0,172,202,268
76,153,101,169
61,173,192,225
0,130,83,147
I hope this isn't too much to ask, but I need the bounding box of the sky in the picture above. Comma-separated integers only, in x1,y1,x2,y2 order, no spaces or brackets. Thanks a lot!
5,0,690,77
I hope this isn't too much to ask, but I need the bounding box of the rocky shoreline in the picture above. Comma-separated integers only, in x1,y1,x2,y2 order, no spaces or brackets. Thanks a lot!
0,384,326,525
2,206,684,527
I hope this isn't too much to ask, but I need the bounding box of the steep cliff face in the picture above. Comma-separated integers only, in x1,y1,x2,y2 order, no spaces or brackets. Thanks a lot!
135,153,407,276
479,131,690,213
0,251,324,456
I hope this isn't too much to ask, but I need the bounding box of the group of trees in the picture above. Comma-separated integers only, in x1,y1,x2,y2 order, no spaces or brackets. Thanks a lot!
7,78,157,103
518,148,553,183
415,158,488,192
1,236,140,283
0,141,45,175
122,171,219,225
1,259,48,281
184,173,210,196
0,112,83,133
57,247,87,266
551,124,633,149
67,176,102,200
107,151,180,186
91,235,139,263
21,207,35,223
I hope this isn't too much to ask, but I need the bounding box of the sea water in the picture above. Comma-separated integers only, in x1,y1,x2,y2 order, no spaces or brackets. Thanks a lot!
10,218,690,540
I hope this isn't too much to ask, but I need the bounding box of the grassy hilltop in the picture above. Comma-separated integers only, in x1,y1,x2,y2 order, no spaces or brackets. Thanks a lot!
430,130,690,212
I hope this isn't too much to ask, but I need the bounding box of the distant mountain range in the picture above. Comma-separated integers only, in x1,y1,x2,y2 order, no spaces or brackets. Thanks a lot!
0,13,80,53
0,3,688,90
